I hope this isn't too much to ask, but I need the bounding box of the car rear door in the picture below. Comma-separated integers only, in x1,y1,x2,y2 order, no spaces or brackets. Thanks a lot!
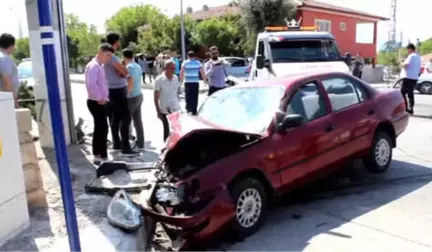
320,75,376,157
272,81,340,186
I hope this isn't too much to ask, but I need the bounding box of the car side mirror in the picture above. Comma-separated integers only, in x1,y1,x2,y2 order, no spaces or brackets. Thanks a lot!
277,114,303,133
256,55,265,69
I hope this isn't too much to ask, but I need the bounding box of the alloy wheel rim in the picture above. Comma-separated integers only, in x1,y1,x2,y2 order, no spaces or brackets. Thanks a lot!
236,188,262,228
421,83,432,93
375,138,391,167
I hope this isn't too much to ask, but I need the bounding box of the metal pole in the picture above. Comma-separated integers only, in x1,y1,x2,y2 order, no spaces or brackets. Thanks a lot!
180,0,186,60
36,0,81,251
55,0,77,144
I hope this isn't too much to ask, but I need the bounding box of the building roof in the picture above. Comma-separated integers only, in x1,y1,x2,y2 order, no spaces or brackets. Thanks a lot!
298,0,389,21
187,4,240,20
187,1,388,21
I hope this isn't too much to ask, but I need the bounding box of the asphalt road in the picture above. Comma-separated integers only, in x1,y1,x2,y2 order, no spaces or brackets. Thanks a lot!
70,81,432,251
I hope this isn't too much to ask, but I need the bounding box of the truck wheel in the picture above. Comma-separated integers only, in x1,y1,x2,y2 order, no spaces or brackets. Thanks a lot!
419,82,432,94
363,132,393,173
230,178,267,238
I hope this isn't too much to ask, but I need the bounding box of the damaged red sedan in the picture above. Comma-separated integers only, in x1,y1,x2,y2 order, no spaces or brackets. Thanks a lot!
137,71,409,248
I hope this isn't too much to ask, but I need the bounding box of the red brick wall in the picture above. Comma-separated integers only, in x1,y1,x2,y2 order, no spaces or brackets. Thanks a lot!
297,10,377,60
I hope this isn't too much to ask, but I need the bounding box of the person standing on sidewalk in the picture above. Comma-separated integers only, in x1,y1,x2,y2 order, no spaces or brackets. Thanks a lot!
84,43,114,164
204,46,228,96
123,49,145,151
0,33,19,108
400,43,421,115
154,60,181,141
180,51,207,115
102,32,138,156
137,54,148,84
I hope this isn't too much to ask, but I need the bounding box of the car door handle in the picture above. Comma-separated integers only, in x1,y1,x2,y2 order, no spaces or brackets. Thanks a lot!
325,125,335,132
368,109,375,115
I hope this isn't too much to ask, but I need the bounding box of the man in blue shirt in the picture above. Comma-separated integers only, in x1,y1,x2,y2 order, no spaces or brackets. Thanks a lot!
204,46,228,95
123,49,145,150
400,43,421,114
180,51,207,115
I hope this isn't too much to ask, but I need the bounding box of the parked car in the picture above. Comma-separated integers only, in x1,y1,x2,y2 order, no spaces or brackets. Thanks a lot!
17,60,35,90
416,73,432,94
391,73,432,95
93,71,409,249
221,56,251,79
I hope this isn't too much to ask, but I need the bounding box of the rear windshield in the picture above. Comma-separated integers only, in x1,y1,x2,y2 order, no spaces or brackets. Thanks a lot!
269,39,341,63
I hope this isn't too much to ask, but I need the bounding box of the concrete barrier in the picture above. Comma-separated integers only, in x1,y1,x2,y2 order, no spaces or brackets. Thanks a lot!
16,108,47,208
0,93,30,247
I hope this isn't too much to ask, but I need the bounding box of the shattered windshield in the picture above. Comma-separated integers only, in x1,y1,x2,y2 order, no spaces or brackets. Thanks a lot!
198,86,285,133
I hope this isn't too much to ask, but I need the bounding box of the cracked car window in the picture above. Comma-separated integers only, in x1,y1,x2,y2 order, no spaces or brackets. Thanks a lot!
198,86,285,133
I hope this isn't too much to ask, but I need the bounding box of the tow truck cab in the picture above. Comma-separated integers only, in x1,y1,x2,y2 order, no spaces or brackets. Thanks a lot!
249,25,351,81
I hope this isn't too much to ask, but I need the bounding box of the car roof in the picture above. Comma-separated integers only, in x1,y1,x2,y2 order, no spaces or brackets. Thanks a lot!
258,31,335,40
234,71,351,89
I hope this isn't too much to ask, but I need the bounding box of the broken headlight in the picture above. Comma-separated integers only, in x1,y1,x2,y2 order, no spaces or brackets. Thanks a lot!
107,190,142,232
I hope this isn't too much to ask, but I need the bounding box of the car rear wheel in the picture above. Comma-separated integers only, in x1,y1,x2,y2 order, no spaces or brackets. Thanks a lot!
419,82,432,94
230,178,267,238
363,132,393,173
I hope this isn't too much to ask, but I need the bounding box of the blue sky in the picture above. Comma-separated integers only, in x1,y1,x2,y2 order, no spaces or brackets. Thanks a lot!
0,0,429,51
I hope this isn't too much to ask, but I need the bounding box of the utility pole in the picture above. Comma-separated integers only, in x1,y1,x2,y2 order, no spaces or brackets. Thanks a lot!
388,0,397,51
180,0,187,60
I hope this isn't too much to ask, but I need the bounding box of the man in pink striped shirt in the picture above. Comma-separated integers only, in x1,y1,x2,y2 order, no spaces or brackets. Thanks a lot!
85,43,114,164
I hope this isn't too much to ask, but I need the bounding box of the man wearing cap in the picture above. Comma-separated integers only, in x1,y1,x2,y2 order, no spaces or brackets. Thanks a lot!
400,43,421,115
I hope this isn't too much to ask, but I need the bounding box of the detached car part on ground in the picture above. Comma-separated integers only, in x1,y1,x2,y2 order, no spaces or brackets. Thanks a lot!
87,72,409,250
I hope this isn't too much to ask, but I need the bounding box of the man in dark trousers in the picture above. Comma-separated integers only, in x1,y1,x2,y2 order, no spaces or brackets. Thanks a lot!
180,51,207,115
400,43,421,115
102,32,139,156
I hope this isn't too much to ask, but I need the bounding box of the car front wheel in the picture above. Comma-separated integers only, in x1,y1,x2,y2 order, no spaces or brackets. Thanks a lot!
419,82,432,94
363,132,393,173
230,178,267,238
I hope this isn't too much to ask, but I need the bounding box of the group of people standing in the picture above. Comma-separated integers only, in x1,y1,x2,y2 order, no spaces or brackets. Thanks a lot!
85,32,144,163
85,32,229,163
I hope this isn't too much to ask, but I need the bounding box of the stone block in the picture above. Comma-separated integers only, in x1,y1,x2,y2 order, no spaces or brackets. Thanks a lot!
18,132,33,144
20,142,38,166
15,108,32,132
23,163,42,193
0,193,30,247
26,189,47,208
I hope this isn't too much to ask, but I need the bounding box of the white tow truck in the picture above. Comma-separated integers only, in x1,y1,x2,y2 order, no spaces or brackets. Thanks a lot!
249,22,350,81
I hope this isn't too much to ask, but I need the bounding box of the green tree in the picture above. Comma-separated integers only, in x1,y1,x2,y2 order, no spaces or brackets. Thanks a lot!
191,17,240,56
419,38,432,55
12,37,30,62
106,5,166,47
65,14,101,70
239,0,297,35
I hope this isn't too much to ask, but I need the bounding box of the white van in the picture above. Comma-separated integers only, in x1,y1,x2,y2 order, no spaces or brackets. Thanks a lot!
249,26,350,81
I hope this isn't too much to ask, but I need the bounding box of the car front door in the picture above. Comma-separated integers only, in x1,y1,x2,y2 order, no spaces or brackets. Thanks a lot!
320,75,376,157
272,81,339,186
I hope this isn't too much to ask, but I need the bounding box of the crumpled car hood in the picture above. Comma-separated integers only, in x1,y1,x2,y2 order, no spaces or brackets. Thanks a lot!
165,112,262,151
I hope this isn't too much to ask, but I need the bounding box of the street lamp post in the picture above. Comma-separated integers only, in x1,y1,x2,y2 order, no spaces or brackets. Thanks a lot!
180,0,186,60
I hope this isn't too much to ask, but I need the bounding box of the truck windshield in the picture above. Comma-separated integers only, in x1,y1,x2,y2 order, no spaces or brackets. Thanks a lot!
269,39,341,63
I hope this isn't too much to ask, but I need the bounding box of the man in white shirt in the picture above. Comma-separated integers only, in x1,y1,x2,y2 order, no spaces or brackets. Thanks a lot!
400,43,421,114
153,59,181,141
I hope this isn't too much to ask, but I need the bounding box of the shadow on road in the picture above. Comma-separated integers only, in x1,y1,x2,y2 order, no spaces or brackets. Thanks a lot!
214,159,432,251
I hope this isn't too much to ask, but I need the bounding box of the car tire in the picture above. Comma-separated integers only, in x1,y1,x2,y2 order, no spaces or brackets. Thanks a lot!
363,131,393,174
419,82,432,94
230,178,268,238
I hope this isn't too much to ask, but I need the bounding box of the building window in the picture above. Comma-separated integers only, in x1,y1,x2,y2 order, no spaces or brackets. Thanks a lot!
340,22,346,31
315,19,331,32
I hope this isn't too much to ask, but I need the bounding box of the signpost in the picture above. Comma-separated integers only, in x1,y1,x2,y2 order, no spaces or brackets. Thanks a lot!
36,0,81,250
